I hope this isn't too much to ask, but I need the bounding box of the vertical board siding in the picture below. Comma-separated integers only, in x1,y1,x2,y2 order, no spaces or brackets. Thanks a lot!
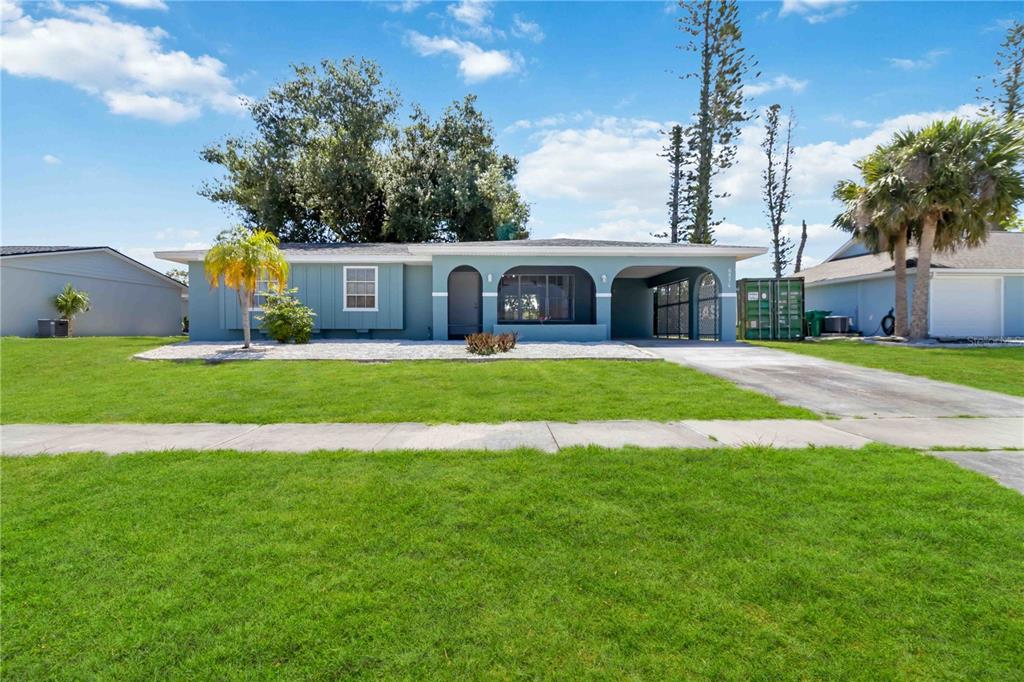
220,263,404,330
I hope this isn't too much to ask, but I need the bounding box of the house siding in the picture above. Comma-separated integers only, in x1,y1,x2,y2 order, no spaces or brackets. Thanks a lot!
1,251,185,337
186,253,742,342
188,261,432,340
806,275,918,335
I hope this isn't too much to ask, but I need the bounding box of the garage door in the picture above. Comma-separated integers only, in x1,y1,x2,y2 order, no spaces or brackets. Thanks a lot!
930,276,1002,337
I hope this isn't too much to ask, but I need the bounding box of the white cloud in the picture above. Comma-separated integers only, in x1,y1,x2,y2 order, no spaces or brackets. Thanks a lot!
109,0,168,10
42,154,61,165
447,0,501,39
511,14,544,43
384,0,423,13
406,31,521,82
517,104,982,275
0,1,243,123
779,0,853,24
887,49,949,71
154,228,201,241
745,75,808,97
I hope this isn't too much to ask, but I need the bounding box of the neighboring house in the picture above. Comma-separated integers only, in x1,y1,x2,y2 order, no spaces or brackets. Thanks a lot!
797,231,1024,338
1,246,188,337
156,239,766,343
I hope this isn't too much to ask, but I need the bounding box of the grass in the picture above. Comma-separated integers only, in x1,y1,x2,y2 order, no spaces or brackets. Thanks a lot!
754,339,1024,397
0,337,814,423
3,445,1023,679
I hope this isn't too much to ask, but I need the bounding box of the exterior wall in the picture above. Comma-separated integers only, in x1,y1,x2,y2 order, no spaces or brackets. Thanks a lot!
806,275,917,335
1003,276,1024,337
187,261,432,341
1,251,184,336
431,254,738,342
610,278,653,338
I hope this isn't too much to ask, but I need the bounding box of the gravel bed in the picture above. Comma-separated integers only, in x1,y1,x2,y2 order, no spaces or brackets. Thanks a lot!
134,339,659,362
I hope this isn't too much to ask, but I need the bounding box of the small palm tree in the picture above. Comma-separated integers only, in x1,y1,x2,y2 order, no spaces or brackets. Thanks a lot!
204,227,289,349
833,145,915,337
53,283,91,336
890,117,1024,339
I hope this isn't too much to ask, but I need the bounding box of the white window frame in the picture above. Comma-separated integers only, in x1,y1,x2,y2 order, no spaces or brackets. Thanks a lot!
343,265,379,312
251,277,273,312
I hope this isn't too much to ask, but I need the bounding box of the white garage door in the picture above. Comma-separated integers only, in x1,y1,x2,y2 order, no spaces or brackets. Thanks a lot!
930,276,1003,337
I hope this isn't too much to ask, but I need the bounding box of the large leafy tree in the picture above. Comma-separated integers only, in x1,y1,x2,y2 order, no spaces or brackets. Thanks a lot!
833,143,915,337
204,227,290,349
201,60,528,244
890,118,1024,339
675,0,757,244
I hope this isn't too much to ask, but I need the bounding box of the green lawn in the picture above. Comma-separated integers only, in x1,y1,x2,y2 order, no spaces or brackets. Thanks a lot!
3,446,1022,678
0,337,813,423
755,340,1024,396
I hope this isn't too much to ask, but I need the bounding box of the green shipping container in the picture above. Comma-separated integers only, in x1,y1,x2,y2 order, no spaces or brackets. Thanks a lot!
737,278,805,341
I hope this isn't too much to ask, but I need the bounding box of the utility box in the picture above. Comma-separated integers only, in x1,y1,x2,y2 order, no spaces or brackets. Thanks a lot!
737,278,805,341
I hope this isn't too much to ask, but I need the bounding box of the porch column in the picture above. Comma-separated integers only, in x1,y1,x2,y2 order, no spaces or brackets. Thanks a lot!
688,274,701,340
482,272,498,334
432,292,448,340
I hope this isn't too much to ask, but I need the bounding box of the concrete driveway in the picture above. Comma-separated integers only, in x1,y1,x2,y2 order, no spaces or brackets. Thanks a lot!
632,340,1024,418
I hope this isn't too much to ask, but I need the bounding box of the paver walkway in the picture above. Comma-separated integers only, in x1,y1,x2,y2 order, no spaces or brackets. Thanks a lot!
632,340,1024,418
135,339,658,362
3,417,1021,455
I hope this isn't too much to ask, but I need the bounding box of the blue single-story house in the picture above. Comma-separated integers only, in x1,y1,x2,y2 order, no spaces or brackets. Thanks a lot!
157,238,766,343
797,231,1024,338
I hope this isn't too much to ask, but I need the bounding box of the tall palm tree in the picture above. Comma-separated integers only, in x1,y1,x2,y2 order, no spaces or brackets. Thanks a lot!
890,118,1024,339
204,227,290,348
833,145,915,337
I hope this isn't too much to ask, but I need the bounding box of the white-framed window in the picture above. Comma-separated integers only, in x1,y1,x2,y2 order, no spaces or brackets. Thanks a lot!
252,277,273,312
343,266,378,311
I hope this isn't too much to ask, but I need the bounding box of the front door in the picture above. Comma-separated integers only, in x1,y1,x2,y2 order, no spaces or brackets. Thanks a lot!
448,270,482,338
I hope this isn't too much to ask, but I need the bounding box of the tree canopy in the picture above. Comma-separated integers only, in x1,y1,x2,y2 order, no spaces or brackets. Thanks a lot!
200,58,530,244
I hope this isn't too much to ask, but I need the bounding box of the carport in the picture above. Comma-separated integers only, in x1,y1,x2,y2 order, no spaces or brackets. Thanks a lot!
611,265,724,341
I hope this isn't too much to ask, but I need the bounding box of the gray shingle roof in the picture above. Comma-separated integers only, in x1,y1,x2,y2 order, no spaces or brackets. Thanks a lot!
1,245,105,257
798,232,1024,284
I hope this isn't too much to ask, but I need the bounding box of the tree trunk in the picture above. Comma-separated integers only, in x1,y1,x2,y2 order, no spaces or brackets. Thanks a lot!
240,288,252,349
892,230,909,337
794,220,807,273
909,214,937,340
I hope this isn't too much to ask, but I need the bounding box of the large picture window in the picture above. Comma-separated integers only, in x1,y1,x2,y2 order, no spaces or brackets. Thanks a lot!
498,273,574,322
343,266,377,311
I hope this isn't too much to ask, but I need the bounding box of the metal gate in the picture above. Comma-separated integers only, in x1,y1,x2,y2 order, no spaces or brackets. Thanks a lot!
653,280,689,339
697,273,720,341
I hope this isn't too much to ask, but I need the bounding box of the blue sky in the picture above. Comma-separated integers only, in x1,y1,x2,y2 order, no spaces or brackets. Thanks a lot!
1,0,1018,277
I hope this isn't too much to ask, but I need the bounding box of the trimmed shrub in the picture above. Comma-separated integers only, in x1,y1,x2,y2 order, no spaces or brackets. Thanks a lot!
465,332,518,355
259,288,316,344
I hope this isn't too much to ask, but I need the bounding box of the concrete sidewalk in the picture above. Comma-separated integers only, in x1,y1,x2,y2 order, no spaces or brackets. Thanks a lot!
3,417,1021,455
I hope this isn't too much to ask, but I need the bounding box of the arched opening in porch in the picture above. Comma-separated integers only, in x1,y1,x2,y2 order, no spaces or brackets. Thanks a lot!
447,265,482,339
611,266,721,341
496,266,596,325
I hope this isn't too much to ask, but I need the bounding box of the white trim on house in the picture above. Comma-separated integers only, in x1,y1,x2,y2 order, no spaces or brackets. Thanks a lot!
719,292,737,298
804,267,1024,288
431,292,448,297
595,292,613,298
156,244,767,265
342,266,379,312
481,292,498,297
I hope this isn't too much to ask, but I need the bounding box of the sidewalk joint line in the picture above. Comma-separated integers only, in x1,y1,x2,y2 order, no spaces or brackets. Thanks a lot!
207,424,263,451
545,422,561,452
